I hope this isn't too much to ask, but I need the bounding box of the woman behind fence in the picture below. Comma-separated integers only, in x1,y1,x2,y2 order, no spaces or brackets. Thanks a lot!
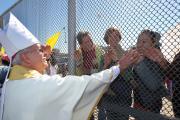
131,30,169,117
74,31,104,76
98,27,133,120
74,31,105,119
166,52,180,118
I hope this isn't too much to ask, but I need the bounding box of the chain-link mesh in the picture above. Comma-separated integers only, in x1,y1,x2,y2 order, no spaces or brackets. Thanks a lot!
76,0,179,120
5,0,180,120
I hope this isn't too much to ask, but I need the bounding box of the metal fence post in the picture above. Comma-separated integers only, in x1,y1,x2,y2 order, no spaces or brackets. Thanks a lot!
68,0,76,75
0,17,3,28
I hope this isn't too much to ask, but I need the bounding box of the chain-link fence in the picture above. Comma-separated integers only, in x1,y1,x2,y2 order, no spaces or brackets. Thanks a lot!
75,0,179,119
5,0,180,119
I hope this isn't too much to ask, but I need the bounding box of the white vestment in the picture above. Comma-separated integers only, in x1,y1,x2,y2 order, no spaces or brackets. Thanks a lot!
3,66,120,120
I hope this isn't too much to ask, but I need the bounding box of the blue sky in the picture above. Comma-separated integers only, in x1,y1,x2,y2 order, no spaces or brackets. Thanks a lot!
8,0,180,54
0,0,20,16
76,0,179,50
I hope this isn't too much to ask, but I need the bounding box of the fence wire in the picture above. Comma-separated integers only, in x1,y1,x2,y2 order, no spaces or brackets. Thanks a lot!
75,0,179,120
0,0,179,120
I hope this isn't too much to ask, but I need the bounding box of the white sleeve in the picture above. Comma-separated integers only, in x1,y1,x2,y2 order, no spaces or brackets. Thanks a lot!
109,65,120,82
90,65,120,83
72,65,120,120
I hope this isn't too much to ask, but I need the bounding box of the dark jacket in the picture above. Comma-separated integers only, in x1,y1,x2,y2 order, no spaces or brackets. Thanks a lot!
133,57,168,108
0,66,8,87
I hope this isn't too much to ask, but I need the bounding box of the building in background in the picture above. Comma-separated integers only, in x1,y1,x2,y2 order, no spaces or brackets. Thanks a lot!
161,23,180,62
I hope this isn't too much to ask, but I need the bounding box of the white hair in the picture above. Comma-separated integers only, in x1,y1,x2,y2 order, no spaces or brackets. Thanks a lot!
12,48,29,65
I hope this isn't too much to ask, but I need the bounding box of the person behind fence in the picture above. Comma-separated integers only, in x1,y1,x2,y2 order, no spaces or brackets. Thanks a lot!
131,29,169,115
74,31,104,75
1,54,10,66
0,44,9,95
0,43,3,65
0,44,10,66
0,66,8,95
97,27,132,120
57,63,68,77
0,13,140,120
46,48,59,75
0,44,10,93
166,52,180,118
0,43,5,65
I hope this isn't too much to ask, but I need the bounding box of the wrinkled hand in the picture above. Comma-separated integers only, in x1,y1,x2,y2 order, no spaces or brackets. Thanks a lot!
143,48,162,62
43,45,52,60
103,48,118,69
118,49,140,71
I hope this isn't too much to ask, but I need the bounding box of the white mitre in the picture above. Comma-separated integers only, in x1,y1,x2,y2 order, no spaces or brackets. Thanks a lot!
0,13,40,58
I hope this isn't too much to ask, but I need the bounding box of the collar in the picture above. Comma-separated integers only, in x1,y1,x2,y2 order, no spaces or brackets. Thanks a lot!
9,65,42,80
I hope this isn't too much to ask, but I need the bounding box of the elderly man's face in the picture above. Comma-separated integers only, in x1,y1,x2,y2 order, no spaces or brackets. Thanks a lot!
24,44,51,73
